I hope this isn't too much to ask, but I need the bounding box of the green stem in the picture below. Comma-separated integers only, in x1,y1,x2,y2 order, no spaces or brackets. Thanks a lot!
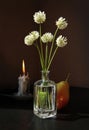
47,46,58,70
45,44,48,71
48,28,58,65
39,24,44,69
35,44,43,69
48,91,51,109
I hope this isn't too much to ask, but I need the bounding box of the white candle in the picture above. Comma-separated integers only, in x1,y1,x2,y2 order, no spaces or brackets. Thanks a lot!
17,60,29,96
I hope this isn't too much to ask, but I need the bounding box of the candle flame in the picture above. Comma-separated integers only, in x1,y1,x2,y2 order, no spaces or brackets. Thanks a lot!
22,60,25,75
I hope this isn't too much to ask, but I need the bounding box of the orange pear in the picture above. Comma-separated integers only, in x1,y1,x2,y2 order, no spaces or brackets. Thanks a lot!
56,73,70,110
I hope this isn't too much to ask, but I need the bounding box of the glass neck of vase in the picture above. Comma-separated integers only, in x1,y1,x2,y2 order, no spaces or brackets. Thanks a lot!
41,70,50,82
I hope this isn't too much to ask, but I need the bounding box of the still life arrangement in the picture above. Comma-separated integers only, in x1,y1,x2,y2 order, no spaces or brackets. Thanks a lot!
24,10,68,119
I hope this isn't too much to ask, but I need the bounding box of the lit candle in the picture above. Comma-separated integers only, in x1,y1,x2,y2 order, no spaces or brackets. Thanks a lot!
22,60,25,75
17,60,29,96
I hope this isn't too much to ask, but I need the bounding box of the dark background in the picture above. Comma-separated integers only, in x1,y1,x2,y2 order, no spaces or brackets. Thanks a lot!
0,0,89,89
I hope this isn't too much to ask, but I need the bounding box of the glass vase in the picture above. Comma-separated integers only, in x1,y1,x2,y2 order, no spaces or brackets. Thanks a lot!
33,70,57,119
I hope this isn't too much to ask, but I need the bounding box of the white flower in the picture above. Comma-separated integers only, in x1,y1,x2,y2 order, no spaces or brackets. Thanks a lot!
56,35,67,47
33,11,46,24
24,35,35,46
41,33,53,43
56,17,68,29
30,31,39,40
24,31,39,46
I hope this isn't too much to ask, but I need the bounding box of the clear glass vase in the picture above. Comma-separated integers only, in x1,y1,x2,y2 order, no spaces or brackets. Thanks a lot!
33,70,57,119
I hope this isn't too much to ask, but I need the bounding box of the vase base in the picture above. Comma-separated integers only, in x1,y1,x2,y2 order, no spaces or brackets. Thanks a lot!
34,110,57,119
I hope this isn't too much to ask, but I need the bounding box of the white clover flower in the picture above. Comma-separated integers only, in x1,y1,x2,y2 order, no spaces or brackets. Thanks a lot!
33,11,46,24
56,35,67,47
24,31,39,46
56,17,68,29
30,31,39,40
24,35,35,46
41,33,53,43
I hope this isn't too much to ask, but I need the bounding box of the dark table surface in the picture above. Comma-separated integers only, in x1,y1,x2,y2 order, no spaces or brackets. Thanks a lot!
0,86,89,130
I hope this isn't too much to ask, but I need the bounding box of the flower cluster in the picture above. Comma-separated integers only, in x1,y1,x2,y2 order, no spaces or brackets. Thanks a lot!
41,33,53,43
24,11,68,71
33,11,46,24
56,17,68,29
25,31,39,45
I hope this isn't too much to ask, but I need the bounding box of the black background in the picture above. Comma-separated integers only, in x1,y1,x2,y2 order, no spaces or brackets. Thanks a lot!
0,0,89,89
